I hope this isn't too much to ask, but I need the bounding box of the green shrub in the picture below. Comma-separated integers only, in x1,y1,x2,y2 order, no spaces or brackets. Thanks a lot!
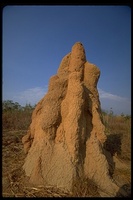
2,100,35,130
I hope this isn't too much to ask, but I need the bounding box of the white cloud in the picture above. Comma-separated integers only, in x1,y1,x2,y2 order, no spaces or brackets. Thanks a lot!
98,88,130,102
4,86,131,115
13,86,48,106
98,88,131,115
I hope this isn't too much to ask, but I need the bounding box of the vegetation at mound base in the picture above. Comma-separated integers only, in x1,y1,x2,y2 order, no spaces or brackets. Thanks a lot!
2,100,131,197
2,100,36,130
2,100,131,132
2,100,131,160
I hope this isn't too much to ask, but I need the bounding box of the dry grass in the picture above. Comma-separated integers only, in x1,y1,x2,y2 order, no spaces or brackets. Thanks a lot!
72,177,100,197
102,114,131,135
2,113,131,197
102,114,131,160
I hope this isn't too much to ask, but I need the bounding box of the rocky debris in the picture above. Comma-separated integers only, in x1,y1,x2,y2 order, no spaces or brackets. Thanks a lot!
22,42,128,197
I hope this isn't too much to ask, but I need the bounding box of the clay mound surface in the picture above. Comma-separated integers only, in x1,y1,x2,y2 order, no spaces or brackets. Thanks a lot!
22,42,129,197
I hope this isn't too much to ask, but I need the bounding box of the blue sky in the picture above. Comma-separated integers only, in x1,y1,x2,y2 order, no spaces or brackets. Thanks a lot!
3,5,131,115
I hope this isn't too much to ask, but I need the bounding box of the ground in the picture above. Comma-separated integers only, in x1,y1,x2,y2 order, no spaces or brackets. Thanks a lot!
2,130,131,197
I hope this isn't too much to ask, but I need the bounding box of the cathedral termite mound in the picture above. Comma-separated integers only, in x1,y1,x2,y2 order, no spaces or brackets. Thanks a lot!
22,42,128,197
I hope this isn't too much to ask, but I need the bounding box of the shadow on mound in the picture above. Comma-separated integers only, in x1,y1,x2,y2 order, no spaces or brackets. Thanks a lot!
103,133,122,177
104,133,122,156
115,183,131,197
